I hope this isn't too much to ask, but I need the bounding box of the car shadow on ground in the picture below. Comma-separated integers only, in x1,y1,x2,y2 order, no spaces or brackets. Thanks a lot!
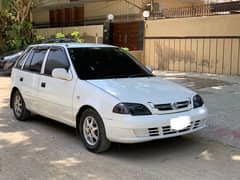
16,113,208,161
1,106,204,152
0,97,227,164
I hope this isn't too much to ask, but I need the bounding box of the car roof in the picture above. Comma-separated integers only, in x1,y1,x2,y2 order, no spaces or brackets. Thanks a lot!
28,43,116,49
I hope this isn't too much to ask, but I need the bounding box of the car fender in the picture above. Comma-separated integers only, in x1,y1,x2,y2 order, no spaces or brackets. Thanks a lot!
73,79,120,125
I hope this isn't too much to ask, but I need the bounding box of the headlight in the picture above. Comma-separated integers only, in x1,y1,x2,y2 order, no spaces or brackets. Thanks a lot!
113,103,152,116
193,95,204,108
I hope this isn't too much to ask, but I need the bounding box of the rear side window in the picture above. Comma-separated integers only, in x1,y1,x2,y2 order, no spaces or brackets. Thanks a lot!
16,49,31,69
23,48,47,73
44,48,69,76
23,51,33,71
16,53,27,69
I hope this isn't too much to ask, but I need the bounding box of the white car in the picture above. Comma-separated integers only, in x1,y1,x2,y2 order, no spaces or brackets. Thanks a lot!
10,43,208,153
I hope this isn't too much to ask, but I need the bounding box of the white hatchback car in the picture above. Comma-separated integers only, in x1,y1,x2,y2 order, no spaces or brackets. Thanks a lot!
10,43,208,153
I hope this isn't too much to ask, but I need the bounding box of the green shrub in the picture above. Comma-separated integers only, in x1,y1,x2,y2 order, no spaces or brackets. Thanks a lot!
121,47,129,51
71,31,80,38
55,32,65,39
70,31,84,43
3,20,33,51
33,34,45,43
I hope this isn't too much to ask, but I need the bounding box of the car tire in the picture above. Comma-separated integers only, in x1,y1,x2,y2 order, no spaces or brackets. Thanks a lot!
79,108,111,153
12,90,30,121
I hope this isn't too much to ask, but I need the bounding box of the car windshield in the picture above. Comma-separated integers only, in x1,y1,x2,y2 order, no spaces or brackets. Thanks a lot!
68,47,153,80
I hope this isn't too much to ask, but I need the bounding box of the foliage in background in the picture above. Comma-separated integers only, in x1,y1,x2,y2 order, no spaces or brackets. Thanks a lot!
0,0,85,54
32,31,85,44
6,0,37,24
55,32,65,39
0,0,38,53
70,31,84,43
34,34,45,43
121,47,129,51
5,21,33,50
0,8,18,53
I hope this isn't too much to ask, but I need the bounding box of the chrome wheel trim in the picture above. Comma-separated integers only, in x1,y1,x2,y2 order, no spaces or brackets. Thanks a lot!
14,93,23,117
83,116,99,146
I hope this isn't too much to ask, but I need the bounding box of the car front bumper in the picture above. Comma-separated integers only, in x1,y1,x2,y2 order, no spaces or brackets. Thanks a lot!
104,106,208,143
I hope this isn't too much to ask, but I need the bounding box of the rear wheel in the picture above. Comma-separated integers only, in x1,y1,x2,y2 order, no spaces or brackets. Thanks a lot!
79,109,111,153
12,90,30,121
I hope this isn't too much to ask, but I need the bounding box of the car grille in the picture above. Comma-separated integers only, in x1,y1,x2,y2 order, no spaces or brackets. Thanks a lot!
161,123,192,136
148,128,160,136
154,100,190,112
133,120,203,138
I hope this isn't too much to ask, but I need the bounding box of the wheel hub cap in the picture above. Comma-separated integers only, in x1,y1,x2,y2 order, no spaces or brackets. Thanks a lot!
83,116,99,146
14,94,23,117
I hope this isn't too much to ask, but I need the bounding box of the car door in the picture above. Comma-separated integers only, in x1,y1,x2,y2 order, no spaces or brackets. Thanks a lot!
19,47,48,112
37,47,76,126
11,48,32,94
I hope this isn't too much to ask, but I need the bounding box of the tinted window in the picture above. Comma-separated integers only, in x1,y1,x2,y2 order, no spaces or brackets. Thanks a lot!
22,49,47,73
44,48,69,76
30,49,47,73
23,51,33,71
16,52,29,69
68,47,153,80
16,48,32,69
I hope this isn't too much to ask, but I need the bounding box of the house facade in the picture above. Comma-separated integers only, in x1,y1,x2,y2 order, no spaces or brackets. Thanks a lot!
32,0,206,51
32,0,206,27
32,0,240,75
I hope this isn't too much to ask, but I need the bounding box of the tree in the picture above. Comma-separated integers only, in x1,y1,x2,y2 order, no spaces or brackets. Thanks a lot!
0,0,38,52
8,0,36,24
2,0,37,23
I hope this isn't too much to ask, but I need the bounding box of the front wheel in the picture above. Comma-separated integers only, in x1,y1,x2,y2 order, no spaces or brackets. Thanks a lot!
12,90,30,121
79,109,111,153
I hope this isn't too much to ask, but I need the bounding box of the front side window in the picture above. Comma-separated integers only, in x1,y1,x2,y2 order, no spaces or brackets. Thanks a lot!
68,47,153,80
44,48,69,76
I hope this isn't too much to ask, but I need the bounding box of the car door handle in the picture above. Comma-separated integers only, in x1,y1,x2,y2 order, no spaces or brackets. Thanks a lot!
41,82,46,88
19,77,23,82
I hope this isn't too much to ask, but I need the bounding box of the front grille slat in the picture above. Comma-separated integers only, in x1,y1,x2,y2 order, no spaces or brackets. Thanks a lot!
193,120,201,129
148,128,160,136
154,104,172,111
154,100,190,112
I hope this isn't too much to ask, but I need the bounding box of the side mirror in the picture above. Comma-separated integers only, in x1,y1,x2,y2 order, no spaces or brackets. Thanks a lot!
52,68,72,81
146,65,153,72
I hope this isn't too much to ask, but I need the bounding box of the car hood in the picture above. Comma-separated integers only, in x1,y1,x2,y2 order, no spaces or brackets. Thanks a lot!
87,77,196,104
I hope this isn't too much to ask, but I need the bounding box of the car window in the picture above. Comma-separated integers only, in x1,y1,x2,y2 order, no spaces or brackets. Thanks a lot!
16,52,28,69
68,47,153,80
23,51,34,71
44,48,69,76
23,48,47,73
30,49,47,73
16,49,31,69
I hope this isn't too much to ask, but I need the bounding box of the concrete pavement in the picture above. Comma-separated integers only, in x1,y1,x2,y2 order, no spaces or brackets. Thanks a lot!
156,71,240,149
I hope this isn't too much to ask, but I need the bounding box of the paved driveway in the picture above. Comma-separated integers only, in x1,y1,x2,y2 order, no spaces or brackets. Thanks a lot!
0,75,240,180
157,71,240,148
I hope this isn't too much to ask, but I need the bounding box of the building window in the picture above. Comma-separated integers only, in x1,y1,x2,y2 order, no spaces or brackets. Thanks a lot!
49,6,84,27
